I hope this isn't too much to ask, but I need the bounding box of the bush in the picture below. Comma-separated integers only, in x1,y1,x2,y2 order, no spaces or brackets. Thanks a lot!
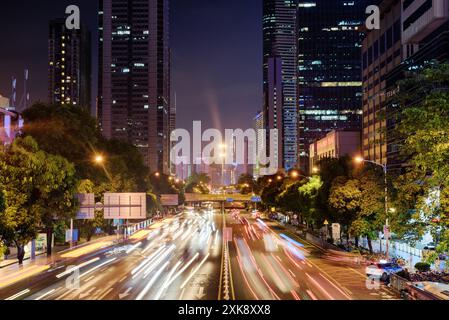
415,262,431,272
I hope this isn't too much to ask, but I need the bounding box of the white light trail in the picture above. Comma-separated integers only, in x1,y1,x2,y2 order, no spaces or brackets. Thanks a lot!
153,261,182,300
132,245,166,276
5,289,30,300
135,261,170,300
79,258,117,279
34,289,56,300
56,257,100,278
125,241,142,254
180,253,210,289
165,253,199,288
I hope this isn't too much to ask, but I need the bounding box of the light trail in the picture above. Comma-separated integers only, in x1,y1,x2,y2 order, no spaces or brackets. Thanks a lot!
136,260,170,300
306,273,335,300
79,257,117,279
132,245,166,277
5,289,30,300
165,253,199,288
180,253,210,289
153,261,182,300
34,289,57,300
125,241,142,254
142,245,176,279
56,257,100,278
271,253,299,287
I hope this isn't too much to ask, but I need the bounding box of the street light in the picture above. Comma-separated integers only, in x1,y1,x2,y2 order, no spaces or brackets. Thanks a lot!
312,166,319,174
155,172,160,177
94,154,104,164
354,156,390,259
290,170,299,179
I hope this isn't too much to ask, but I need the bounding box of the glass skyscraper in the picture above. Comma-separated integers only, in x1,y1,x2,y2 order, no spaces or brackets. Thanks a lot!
263,0,298,171
297,0,369,173
98,0,171,174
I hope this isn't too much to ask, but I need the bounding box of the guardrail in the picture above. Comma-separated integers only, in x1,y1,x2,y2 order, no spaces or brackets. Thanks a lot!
390,274,444,300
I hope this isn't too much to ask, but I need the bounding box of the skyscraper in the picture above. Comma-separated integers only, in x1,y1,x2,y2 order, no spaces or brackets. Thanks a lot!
297,0,369,174
99,0,171,174
362,0,403,169
253,110,264,178
264,57,284,172
263,0,298,171
362,0,449,174
48,19,91,110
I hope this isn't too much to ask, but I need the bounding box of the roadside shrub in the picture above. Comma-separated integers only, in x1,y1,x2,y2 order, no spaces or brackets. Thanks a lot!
415,262,431,272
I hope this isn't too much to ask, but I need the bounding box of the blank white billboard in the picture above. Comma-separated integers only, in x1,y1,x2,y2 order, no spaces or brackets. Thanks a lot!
103,193,147,220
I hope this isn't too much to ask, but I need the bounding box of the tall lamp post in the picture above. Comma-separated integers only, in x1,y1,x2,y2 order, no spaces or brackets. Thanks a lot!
355,156,390,260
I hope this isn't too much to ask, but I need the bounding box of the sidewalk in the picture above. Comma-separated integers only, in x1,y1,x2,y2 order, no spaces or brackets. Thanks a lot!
0,215,173,289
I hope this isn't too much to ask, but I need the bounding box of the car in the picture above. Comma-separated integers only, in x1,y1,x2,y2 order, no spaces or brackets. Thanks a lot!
366,261,403,282
424,242,437,250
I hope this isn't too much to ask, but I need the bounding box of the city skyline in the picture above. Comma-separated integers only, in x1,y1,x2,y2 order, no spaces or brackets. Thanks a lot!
0,0,261,133
1,0,449,305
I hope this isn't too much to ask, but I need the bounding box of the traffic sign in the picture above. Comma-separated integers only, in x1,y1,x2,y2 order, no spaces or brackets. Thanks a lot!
75,193,95,219
251,196,262,203
226,198,234,203
103,193,147,220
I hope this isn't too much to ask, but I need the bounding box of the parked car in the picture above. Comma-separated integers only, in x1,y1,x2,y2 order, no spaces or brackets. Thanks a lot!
366,261,403,282
424,242,437,250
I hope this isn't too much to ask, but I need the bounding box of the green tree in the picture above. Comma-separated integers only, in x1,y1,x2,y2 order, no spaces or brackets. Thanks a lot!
185,173,210,194
237,174,256,194
392,63,449,261
0,137,77,264
297,176,323,228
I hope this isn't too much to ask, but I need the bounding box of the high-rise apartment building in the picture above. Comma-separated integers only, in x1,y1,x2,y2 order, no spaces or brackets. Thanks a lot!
48,19,91,110
264,57,284,171
263,0,298,171
99,0,171,174
362,0,403,168
297,0,369,174
253,110,264,178
362,0,449,174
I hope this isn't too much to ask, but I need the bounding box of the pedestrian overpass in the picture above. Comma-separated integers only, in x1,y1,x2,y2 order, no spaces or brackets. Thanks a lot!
184,193,260,211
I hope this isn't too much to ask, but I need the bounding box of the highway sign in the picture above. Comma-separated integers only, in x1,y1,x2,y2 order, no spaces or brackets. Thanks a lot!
103,193,147,220
75,193,95,219
161,194,179,206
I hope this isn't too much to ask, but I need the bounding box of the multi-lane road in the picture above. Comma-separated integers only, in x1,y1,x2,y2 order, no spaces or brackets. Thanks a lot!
0,209,398,300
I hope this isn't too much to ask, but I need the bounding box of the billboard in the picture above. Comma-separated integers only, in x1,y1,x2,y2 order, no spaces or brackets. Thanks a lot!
160,194,179,206
76,193,96,220
103,193,147,220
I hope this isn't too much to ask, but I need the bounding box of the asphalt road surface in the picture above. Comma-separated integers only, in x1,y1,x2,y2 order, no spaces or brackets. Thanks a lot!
0,209,398,300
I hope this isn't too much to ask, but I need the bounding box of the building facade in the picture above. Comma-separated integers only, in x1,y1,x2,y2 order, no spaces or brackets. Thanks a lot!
309,130,361,170
297,0,369,174
48,19,91,110
99,0,171,174
253,110,264,178
387,0,449,173
362,0,403,168
362,0,449,173
263,0,298,171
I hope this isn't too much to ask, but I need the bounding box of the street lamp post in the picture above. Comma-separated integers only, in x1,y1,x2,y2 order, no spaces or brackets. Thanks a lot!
355,157,390,260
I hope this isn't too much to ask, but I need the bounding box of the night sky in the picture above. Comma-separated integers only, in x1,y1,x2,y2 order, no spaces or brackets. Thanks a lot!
0,0,262,131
